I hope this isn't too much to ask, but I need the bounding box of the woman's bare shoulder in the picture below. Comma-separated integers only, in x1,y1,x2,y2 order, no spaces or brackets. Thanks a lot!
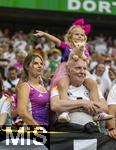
17,82,30,90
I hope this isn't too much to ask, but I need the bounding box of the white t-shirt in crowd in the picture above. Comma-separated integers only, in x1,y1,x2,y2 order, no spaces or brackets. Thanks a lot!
3,78,19,91
94,43,107,55
92,73,111,96
67,85,103,125
3,52,16,61
51,84,103,125
0,94,11,125
107,84,116,105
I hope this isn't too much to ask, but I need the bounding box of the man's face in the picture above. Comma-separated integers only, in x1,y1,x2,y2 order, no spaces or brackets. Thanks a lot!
68,59,87,86
109,69,116,81
8,69,17,80
96,64,105,76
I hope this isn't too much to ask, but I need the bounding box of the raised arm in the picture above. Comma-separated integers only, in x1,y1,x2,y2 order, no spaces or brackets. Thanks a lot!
17,83,38,125
34,30,61,47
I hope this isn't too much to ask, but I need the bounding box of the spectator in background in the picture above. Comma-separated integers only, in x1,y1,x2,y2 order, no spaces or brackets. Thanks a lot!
0,67,5,81
3,66,19,95
0,59,10,81
92,63,111,97
0,80,12,126
35,36,50,52
13,30,27,52
107,84,116,140
48,49,61,74
108,68,116,87
3,44,15,62
108,40,116,57
13,51,27,77
89,53,98,71
94,35,108,55
112,56,116,70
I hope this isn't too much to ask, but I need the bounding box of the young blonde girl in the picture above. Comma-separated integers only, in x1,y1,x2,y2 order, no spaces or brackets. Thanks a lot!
34,18,112,122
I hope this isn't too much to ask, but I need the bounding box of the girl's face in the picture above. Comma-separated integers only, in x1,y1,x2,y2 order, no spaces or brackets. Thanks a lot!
28,56,44,78
71,27,86,43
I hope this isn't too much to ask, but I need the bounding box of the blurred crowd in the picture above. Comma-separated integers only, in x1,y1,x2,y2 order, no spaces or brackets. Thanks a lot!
0,28,116,99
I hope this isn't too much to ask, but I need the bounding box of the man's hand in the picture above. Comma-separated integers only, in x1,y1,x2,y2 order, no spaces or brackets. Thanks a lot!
82,101,97,115
93,103,102,113
108,129,116,140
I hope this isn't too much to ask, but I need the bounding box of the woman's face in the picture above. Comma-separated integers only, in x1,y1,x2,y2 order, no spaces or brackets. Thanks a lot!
71,27,86,43
28,56,44,78
96,64,105,76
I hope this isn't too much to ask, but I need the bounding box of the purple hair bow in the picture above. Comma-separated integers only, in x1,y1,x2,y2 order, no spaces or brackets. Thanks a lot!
73,18,91,35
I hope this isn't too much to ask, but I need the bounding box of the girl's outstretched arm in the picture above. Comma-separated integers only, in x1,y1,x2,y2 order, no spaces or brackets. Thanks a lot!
34,30,61,47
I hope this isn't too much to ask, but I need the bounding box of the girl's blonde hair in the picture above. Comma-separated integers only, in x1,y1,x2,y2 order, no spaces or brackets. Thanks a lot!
64,25,87,47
